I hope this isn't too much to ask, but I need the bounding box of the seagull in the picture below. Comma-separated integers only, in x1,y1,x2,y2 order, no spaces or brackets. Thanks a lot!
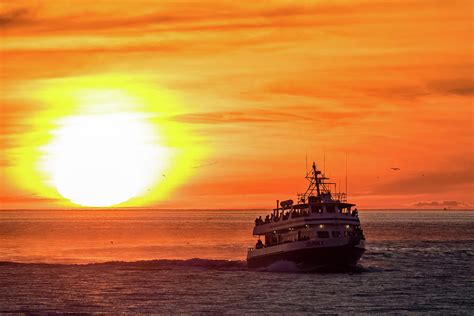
391,167,400,171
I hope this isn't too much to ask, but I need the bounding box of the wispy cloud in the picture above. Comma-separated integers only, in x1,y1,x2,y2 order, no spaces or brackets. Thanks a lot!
170,108,373,127
410,200,472,208
0,8,31,27
428,78,474,96
172,110,308,124
370,162,474,195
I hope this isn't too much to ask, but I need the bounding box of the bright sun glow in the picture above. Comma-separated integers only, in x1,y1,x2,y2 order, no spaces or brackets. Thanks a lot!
6,74,207,208
43,113,169,207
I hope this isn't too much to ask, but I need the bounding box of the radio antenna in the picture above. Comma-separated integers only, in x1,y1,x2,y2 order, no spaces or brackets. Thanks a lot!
305,153,308,176
345,152,348,199
323,151,326,175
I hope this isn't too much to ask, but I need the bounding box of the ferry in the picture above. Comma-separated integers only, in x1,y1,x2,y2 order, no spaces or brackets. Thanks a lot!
247,162,365,271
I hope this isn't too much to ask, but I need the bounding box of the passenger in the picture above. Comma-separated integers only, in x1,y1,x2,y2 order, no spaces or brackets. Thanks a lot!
255,217,259,226
352,208,359,217
265,215,270,223
256,239,263,249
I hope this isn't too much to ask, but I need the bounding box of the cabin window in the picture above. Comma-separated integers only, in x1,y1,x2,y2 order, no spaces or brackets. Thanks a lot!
317,231,330,238
332,231,342,238
326,205,335,213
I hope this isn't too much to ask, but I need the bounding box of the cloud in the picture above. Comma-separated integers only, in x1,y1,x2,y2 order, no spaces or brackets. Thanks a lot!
0,194,58,205
370,163,474,195
171,110,308,124
2,1,468,36
428,78,474,96
267,74,474,102
0,3,343,35
0,8,30,27
0,2,373,33
410,200,472,208
171,108,369,125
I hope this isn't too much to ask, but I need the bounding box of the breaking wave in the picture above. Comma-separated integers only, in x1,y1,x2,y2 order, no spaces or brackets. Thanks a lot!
0,258,248,271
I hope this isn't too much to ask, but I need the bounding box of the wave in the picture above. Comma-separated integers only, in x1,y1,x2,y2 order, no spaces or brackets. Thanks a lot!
97,258,248,271
0,258,248,271
0,258,385,274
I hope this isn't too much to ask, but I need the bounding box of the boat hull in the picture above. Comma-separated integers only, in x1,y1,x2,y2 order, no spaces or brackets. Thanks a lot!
247,243,365,271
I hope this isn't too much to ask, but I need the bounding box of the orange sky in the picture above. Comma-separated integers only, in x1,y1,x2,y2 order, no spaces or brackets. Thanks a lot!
1,0,473,209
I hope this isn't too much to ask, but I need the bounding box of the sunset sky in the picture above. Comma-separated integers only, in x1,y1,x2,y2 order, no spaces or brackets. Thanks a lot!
1,0,473,209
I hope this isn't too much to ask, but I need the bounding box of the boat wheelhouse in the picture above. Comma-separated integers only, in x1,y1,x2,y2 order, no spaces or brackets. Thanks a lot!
247,162,365,271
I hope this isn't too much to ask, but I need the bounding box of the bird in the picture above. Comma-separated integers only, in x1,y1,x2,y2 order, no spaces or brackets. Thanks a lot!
391,167,400,171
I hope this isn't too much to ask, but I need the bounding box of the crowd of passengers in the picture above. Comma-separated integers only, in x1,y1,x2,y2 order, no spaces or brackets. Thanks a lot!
255,226,364,249
255,207,358,226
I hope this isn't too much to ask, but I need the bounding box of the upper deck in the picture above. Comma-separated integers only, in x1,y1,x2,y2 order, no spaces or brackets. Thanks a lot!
253,202,359,235
253,162,359,235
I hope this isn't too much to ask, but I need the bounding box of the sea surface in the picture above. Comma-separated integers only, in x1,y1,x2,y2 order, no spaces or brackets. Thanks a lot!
0,209,473,314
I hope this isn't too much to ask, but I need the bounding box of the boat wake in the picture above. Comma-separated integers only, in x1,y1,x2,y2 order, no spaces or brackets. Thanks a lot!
251,260,386,273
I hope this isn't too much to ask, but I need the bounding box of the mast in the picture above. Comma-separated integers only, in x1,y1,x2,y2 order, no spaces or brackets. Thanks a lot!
299,161,339,203
313,162,321,198
305,154,308,176
345,152,348,200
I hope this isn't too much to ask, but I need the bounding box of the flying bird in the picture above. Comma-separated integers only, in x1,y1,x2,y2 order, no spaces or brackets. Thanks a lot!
391,167,400,171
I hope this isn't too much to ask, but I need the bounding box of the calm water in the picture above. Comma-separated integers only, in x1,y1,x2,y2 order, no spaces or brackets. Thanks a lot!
0,210,473,314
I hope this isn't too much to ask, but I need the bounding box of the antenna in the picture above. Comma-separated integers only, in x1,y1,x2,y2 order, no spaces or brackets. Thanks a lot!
345,152,348,199
323,151,326,175
305,153,308,176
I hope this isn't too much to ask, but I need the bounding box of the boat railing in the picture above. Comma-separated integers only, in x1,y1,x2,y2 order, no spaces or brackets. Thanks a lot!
255,206,358,227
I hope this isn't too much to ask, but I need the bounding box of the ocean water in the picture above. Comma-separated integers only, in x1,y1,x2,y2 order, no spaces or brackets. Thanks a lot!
0,209,473,314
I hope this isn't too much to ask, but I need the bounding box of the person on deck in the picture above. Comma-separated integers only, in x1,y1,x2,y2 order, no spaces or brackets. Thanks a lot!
352,208,359,217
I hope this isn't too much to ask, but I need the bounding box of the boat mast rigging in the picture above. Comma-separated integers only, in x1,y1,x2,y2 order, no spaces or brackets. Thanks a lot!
298,162,345,203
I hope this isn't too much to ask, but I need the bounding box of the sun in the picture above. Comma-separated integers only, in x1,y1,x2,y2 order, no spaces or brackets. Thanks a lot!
42,113,169,207
6,74,207,208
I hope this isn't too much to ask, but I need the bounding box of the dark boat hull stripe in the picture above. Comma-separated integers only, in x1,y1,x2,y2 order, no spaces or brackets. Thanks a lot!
247,244,365,270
